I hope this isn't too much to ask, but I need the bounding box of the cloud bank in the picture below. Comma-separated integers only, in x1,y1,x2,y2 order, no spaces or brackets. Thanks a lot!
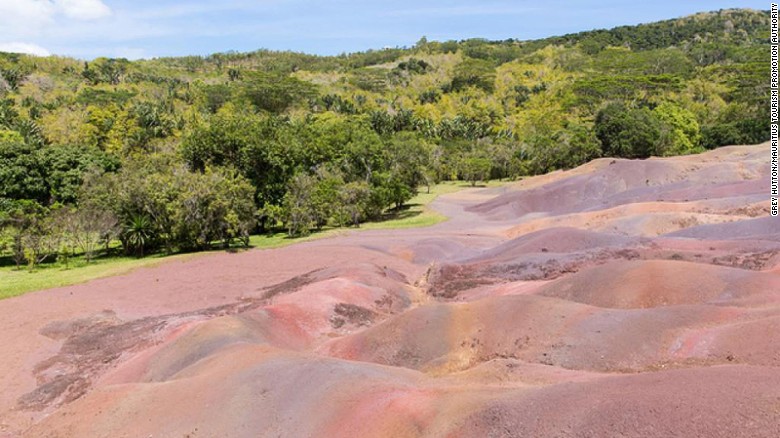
0,0,110,56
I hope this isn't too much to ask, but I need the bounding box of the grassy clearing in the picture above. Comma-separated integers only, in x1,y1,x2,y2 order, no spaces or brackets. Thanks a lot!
361,181,466,229
0,181,500,298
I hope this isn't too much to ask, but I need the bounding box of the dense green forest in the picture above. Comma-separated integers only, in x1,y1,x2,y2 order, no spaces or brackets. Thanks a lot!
0,8,769,268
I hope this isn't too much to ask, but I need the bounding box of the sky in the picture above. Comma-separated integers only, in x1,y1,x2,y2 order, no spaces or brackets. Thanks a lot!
0,0,768,60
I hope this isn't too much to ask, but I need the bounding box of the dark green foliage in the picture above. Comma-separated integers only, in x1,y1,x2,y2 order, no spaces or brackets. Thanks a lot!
459,153,492,186
82,58,130,85
76,88,137,106
395,58,431,74
0,68,26,91
0,132,47,204
344,48,407,69
385,132,431,190
437,116,492,140
595,103,662,159
40,145,119,204
238,72,317,113
0,99,18,128
132,101,175,141
349,69,389,93
181,111,294,206
702,118,767,149
573,75,683,107
123,214,153,257
593,48,694,76
550,9,766,52
15,119,46,147
170,169,256,249
520,122,602,174
80,157,256,253
0,129,118,206
460,39,523,64
369,109,414,135
419,89,441,104
449,58,496,93
198,83,233,113
319,94,357,114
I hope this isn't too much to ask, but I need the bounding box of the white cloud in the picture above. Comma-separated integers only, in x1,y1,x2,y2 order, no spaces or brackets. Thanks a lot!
0,0,112,52
56,0,111,20
0,0,55,32
0,42,51,56
0,0,110,28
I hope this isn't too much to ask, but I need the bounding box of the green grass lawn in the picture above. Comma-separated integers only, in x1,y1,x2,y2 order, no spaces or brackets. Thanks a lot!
0,181,504,299
0,253,193,300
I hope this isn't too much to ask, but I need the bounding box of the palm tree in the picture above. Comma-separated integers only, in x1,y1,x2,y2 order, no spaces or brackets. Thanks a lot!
124,214,152,257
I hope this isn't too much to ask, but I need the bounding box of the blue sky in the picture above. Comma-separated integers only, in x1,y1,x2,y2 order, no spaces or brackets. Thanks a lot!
0,0,767,59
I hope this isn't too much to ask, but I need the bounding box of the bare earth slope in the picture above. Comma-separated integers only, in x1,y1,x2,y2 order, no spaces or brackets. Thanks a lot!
1,143,779,437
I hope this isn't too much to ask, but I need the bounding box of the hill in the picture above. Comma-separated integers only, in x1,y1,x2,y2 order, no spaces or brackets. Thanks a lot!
0,8,770,268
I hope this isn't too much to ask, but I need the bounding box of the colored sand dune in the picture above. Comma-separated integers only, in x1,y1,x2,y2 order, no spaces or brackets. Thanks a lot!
1,144,779,437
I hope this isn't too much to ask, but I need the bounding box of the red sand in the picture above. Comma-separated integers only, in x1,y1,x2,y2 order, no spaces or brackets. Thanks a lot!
1,143,779,437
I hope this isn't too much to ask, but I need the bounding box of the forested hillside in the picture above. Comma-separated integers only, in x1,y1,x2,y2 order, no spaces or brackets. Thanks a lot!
0,8,769,266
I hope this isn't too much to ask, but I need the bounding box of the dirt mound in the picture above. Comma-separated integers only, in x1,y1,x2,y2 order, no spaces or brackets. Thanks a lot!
322,293,776,373
453,365,780,438
666,216,780,241
25,345,435,438
470,227,638,260
470,144,767,221
537,259,780,308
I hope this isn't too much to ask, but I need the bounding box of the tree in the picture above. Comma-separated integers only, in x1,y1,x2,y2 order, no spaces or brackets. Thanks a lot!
238,71,316,113
595,103,663,158
171,168,256,250
519,120,602,175
198,83,233,113
83,58,130,85
450,58,496,93
653,102,702,156
309,168,343,229
60,207,119,263
459,153,492,186
257,203,284,233
124,214,153,257
215,170,257,247
0,130,48,204
132,101,175,142
385,132,431,194
0,200,47,269
339,119,385,183
40,144,119,204
20,207,61,270
335,182,370,227
182,109,294,207
283,173,316,236
0,131,118,206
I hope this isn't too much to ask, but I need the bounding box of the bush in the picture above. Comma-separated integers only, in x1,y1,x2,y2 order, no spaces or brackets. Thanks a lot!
595,103,663,158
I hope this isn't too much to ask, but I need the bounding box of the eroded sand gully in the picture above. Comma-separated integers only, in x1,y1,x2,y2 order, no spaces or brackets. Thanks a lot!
2,144,780,437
